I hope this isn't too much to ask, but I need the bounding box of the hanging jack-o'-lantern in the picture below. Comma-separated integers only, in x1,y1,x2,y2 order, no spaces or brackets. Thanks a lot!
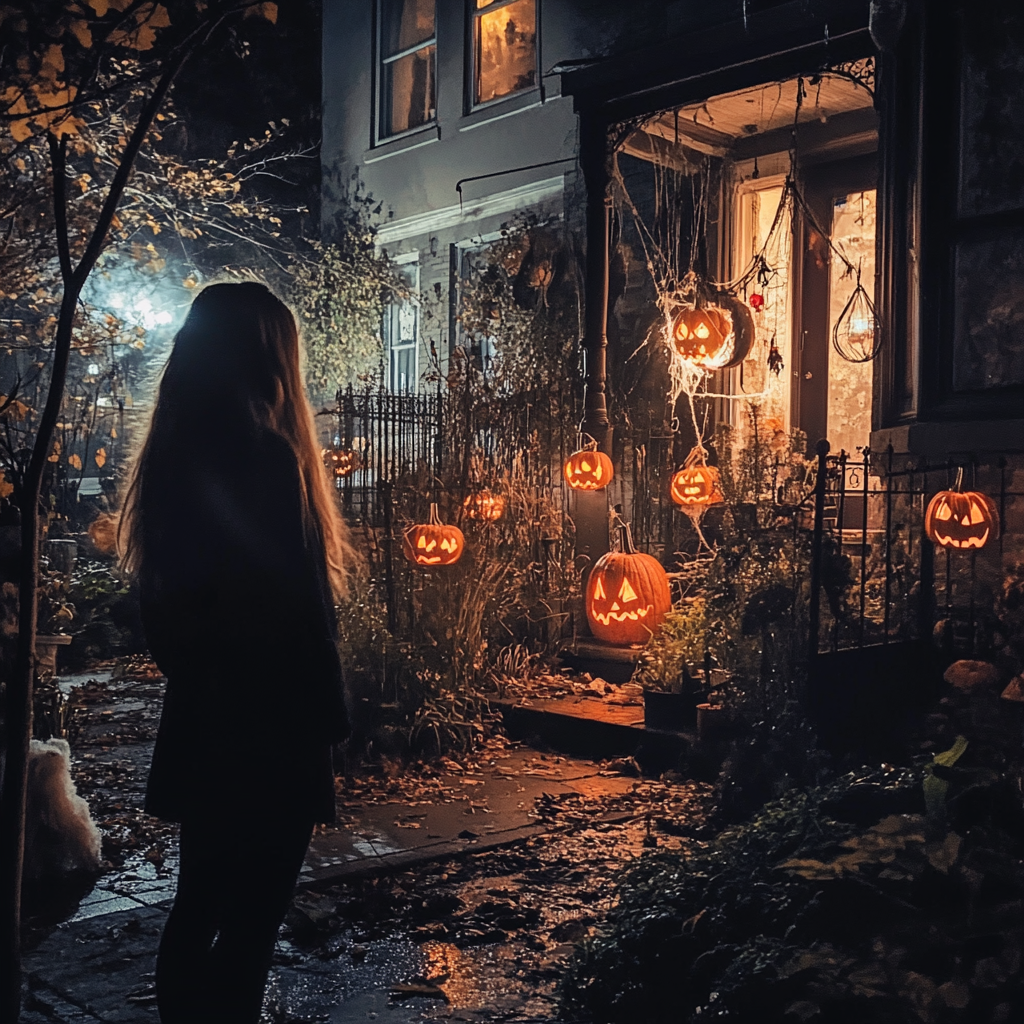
403,504,465,566
564,447,613,491
463,489,505,521
322,446,361,479
925,486,999,550
669,290,755,370
585,521,671,645
670,449,724,508
671,307,732,368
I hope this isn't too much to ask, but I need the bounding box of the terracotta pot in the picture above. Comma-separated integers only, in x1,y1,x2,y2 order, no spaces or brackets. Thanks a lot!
696,703,729,740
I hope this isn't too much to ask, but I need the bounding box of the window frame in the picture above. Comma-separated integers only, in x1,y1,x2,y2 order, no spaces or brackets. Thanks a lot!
375,0,438,145
384,255,420,394
467,0,540,113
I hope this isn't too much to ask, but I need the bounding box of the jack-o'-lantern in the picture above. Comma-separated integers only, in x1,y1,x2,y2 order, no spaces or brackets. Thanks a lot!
586,522,671,645
564,447,613,491
463,490,505,521
670,448,724,508
322,446,361,479
671,307,732,368
403,503,465,566
925,487,999,550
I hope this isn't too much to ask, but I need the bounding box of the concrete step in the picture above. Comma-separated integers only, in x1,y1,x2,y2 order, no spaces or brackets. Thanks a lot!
557,638,643,684
494,696,726,778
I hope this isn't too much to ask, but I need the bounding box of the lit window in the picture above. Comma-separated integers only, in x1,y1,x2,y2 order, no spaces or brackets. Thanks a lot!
379,0,436,139
472,0,537,106
385,262,419,392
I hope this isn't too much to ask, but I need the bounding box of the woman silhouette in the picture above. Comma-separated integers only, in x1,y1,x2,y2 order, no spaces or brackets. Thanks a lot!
120,282,352,1023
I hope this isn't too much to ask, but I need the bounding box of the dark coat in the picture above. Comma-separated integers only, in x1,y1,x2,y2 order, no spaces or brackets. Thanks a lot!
140,428,348,825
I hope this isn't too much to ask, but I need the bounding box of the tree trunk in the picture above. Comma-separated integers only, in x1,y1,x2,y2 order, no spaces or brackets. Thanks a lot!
0,39,196,1017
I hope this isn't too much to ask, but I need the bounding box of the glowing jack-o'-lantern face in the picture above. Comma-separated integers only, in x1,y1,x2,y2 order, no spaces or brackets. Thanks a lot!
403,504,465,566
585,526,671,645
670,464,724,507
671,307,733,369
564,449,613,491
463,490,505,521
322,446,360,479
925,489,999,550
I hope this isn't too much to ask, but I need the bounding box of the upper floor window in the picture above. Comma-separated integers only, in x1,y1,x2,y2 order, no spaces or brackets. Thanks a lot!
379,0,436,140
472,0,538,107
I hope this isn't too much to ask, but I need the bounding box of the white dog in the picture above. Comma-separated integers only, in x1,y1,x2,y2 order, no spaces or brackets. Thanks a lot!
25,738,102,880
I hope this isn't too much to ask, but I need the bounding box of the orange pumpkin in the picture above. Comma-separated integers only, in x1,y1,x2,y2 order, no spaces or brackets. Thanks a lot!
585,523,671,644
322,446,361,478
925,489,999,550
671,462,723,508
463,490,505,521
403,503,465,566
564,448,613,491
671,307,733,368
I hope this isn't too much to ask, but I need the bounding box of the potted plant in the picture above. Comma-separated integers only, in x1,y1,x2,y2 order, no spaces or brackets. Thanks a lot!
634,598,709,731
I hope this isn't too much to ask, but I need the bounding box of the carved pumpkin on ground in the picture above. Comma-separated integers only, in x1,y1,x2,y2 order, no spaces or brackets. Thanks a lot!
564,447,613,491
463,490,505,521
925,488,999,550
322,446,361,479
670,448,724,508
585,522,671,645
403,504,465,566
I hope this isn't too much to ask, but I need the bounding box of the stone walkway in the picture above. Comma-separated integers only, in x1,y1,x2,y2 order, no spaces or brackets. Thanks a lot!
21,668,685,1022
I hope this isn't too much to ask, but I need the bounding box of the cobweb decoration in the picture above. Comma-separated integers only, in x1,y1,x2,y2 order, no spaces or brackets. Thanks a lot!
612,70,874,538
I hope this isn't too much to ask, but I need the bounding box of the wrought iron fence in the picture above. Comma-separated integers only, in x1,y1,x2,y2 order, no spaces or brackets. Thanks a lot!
320,385,580,641
807,444,1020,659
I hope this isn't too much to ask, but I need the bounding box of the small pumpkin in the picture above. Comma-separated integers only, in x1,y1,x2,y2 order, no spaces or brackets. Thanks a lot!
925,488,999,550
403,503,465,566
564,447,613,491
463,490,505,521
585,521,671,645
670,449,724,508
322,446,361,479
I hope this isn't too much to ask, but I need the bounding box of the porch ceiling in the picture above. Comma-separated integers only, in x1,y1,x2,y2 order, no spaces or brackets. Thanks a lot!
631,71,876,160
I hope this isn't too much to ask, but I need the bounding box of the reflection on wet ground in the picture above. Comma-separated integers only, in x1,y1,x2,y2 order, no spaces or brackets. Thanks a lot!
266,821,695,1023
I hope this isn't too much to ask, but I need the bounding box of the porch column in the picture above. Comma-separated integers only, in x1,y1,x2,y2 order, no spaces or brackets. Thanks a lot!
579,113,613,455
573,112,614,588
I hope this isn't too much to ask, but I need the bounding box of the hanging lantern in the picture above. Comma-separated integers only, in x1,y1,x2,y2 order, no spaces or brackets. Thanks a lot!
832,277,881,363
403,503,465,566
670,448,724,508
586,521,671,645
322,446,361,479
463,489,505,521
564,446,613,491
925,482,999,551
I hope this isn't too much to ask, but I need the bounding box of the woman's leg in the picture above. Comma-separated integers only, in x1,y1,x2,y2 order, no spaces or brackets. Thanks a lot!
204,814,314,1024
156,819,220,1023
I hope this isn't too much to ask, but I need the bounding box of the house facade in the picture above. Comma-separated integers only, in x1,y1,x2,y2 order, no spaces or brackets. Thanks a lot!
323,1,1023,593
321,0,680,390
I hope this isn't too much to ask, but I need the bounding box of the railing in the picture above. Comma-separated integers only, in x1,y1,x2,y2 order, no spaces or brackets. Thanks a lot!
807,443,1019,659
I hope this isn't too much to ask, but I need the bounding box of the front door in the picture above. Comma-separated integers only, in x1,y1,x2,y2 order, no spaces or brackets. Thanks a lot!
796,154,878,455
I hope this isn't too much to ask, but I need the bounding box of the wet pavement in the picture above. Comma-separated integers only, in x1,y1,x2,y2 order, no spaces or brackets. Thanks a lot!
21,666,713,1022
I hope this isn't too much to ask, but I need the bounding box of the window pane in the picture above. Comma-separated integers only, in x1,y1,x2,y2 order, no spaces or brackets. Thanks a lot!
826,190,876,457
382,45,435,136
475,0,537,105
382,0,434,57
391,345,416,393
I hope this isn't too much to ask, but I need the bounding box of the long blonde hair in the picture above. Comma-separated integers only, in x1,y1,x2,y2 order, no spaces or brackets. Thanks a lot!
119,282,353,599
